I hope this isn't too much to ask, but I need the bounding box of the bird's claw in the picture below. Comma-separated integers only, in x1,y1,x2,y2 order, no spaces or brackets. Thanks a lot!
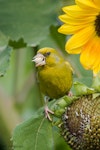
44,105,54,121
68,91,73,97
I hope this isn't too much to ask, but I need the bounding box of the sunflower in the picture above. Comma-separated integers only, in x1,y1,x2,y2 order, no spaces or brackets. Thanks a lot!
58,0,100,74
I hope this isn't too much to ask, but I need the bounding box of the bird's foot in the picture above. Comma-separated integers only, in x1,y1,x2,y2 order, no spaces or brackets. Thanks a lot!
68,91,73,97
44,105,54,121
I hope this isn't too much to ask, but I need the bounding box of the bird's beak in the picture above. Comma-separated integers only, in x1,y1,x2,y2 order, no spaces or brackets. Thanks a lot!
32,53,46,67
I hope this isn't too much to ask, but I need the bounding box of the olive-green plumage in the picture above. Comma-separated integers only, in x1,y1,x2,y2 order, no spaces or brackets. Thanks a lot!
33,47,73,99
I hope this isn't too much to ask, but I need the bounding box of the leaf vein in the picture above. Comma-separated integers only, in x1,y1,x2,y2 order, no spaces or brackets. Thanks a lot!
34,117,45,150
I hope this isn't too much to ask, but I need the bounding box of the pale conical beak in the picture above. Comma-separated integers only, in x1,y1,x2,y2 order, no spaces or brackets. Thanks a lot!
32,53,46,67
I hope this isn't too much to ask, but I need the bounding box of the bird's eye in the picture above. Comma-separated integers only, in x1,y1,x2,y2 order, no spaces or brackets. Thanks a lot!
44,52,51,57
46,52,51,56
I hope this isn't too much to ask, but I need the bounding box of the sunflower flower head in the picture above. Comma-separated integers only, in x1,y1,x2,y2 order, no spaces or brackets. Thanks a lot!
58,0,100,74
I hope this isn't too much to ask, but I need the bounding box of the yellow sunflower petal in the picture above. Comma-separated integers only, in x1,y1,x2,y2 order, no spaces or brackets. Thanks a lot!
76,0,98,10
80,36,100,74
93,0,100,8
58,0,100,74
59,14,96,25
65,46,82,54
58,24,88,35
63,5,82,14
63,5,98,18
66,25,95,53
93,65,100,75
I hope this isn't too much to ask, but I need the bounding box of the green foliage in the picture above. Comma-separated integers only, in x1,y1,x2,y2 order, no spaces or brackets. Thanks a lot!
12,103,72,150
0,0,61,46
0,46,12,76
40,25,66,51
12,81,98,150
67,54,93,87
0,32,12,76
92,75,100,92
13,115,54,150
73,81,95,96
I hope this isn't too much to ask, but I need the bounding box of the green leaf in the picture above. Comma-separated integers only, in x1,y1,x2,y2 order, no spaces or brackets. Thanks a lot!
9,38,27,49
0,0,61,46
40,26,66,51
67,54,93,86
0,32,12,76
53,127,72,150
92,75,100,92
12,115,55,150
73,81,95,96
0,46,12,76
0,31,9,48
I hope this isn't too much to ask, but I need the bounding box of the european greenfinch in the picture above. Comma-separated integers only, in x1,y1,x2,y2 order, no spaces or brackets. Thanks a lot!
32,47,73,120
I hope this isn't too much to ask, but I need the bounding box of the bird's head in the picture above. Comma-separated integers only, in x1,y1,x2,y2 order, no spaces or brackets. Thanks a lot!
32,47,64,67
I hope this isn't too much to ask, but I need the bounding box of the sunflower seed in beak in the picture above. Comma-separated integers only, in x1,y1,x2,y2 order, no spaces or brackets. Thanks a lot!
32,53,46,67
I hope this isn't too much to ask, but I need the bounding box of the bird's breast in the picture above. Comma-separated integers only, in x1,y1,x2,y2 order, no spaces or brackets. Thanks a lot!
38,65,72,99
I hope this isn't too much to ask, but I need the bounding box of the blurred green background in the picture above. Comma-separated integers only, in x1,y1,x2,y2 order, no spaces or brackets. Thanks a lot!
0,0,93,149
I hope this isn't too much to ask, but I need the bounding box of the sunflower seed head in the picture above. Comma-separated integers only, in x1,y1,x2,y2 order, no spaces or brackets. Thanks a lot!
61,94,100,150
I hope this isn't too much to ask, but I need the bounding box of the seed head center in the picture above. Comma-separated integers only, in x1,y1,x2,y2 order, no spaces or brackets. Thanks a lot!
95,14,100,37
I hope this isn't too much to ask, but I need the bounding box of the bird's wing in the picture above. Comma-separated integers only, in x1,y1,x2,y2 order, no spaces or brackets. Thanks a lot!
65,61,74,73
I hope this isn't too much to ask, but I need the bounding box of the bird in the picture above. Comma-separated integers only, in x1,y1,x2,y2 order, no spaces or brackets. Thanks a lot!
32,47,73,120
